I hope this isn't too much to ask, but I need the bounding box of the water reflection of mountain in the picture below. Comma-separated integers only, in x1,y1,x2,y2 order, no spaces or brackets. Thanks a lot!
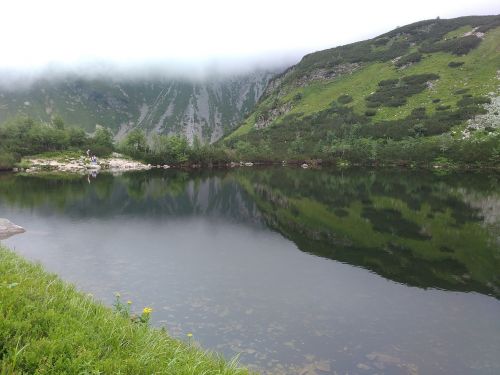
234,168,500,299
0,171,263,227
0,168,498,298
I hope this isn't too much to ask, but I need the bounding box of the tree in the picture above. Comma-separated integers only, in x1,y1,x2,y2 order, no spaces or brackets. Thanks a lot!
92,127,114,156
124,129,147,152
52,116,65,130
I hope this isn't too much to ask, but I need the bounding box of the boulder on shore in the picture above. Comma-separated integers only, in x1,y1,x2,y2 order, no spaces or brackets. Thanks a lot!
0,219,26,240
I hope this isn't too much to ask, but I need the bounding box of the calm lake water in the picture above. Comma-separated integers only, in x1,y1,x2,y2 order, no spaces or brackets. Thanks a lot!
1,168,499,374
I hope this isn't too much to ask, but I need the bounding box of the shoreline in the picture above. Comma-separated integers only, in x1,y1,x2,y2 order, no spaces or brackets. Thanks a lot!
8,156,500,175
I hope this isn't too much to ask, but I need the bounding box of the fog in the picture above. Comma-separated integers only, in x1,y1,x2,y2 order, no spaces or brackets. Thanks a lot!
0,0,498,87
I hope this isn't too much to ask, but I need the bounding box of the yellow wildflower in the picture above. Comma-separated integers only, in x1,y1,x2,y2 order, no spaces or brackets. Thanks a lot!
143,307,153,314
187,333,193,337
127,300,132,305
115,292,121,297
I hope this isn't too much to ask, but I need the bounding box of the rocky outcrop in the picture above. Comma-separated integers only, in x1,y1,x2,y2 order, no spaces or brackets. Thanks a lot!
261,63,361,99
20,155,152,174
0,219,25,240
254,102,293,129
462,72,500,139
294,63,361,87
253,63,361,129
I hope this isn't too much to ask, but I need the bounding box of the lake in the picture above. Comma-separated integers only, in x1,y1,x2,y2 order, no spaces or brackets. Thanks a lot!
1,167,499,374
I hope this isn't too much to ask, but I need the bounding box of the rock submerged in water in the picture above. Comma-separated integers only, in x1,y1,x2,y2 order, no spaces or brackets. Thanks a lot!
0,219,26,240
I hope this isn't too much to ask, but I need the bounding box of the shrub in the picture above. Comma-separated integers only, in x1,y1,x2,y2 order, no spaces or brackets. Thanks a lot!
378,79,399,87
372,37,389,46
457,96,491,107
366,74,439,108
395,52,422,67
475,16,500,33
448,61,465,68
338,94,353,104
436,105,451,111
420,35,482,55
401,73,440,85
0,151,17,170
410,107,427,119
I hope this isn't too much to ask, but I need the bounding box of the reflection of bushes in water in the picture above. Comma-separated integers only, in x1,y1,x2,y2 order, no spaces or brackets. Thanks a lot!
440,245,455,253
241,168,500,297
361,206,431,240
444,196,484,225
242,168,493,231
334,208,349,217
290,205,301,217
269,212,496,297
0,169,231,218
0,173,92,210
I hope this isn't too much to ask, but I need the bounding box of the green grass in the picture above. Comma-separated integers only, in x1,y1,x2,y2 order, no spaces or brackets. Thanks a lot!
443,25,473,39
0,246,249,375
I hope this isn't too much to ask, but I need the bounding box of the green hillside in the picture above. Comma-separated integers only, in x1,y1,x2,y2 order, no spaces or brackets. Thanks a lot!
224,16,500,167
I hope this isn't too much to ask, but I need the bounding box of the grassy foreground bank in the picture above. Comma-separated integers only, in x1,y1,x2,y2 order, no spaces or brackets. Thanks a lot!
0,246,248,374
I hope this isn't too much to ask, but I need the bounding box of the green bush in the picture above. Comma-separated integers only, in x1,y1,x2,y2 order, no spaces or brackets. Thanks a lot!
457,96,491,107
372,37,389,46
436,105,451,111
0,151,17,170
0,117,98,158
395,52,422,67
420,35,482,55
448,61,465,68
293,93,303,102
338,94,353,104
366,74,439,108
378,79,399,87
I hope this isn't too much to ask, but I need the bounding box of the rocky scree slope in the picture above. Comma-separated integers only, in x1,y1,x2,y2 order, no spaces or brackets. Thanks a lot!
0,71,275,143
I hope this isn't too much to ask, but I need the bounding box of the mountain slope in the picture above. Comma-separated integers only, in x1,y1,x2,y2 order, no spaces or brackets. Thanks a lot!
0,71,275,143
224,15,500,165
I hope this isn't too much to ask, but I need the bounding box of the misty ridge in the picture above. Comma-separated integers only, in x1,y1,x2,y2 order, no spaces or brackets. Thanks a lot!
0,53,299,90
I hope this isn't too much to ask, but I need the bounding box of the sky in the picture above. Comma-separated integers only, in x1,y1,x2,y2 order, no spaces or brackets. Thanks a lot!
0,0,498,80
